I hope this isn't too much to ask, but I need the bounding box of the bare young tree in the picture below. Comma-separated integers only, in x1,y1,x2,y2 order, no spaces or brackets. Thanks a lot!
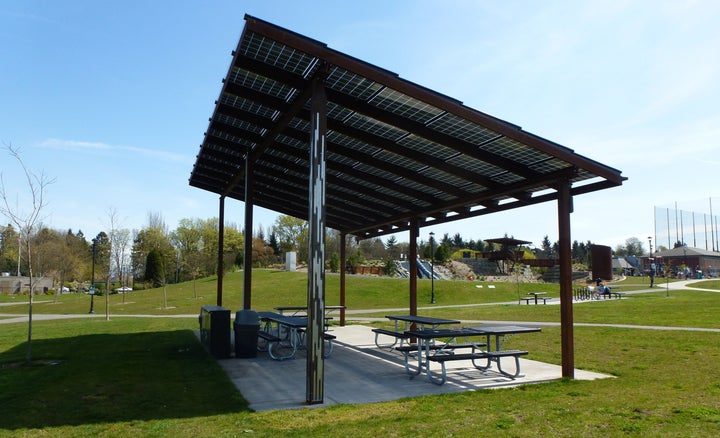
107,208,131,304
0,143,55,363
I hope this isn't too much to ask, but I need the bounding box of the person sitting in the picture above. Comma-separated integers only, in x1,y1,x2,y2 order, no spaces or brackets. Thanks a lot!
592,283,611,299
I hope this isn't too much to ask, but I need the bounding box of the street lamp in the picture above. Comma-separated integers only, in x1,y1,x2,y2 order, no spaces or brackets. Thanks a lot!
89,238,96,314
648,236,654,287
429,232,435,304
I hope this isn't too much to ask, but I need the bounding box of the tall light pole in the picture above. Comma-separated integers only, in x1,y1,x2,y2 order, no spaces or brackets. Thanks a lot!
89,238,96,314
429,232,435,304
648,236,654,287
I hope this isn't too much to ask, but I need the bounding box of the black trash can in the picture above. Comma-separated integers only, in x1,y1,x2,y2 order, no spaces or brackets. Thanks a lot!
199,305,231,359
234,309,260,358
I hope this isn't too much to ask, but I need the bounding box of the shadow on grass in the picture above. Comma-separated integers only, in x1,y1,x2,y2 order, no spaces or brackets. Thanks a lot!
0,329,249,430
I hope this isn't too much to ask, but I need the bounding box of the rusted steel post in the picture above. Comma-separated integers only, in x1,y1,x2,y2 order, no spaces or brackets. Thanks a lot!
306,76,327,404
242,158,253,310
217,195,225,307
409,219,419,317
557,180,575,378
340,232,346,326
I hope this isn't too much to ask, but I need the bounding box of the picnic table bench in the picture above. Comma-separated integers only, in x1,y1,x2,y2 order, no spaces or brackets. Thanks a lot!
257,311,335,360
404,325,541,385
372,328,411,348
426,349,529,383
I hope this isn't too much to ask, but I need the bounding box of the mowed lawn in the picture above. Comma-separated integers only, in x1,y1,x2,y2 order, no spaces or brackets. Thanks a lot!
1,272,719,437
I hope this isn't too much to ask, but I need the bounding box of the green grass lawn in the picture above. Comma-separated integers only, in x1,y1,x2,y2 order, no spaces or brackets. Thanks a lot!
1,272,719,436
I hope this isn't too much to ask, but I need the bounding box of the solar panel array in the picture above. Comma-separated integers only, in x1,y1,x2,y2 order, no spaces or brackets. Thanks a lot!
189,16,625,239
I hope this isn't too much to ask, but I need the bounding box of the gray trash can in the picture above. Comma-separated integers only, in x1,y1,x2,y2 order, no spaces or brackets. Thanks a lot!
234,309,260,358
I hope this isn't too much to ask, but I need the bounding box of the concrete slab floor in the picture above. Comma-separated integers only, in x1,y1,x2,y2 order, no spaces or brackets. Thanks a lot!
214,325,611,412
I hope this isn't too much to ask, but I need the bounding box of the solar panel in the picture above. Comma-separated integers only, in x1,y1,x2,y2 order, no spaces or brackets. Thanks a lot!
189,15,625,239
369,88,443,124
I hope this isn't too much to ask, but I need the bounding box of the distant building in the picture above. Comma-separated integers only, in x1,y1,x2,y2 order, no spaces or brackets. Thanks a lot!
643,247,720,278
0,275,54,294
612,257,639,276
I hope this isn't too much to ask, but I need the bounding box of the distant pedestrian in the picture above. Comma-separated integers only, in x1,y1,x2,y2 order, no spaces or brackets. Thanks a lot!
649,261,656,287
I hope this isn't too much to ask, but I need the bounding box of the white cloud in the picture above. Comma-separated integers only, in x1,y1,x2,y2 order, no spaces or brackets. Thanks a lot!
38,138,192,164
39,138,111,151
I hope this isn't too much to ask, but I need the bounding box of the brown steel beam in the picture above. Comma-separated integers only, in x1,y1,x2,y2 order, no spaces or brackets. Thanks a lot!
242,158,253,310
216,195,225,306
409,219,419,317
340,232,346,326
557,180,575,378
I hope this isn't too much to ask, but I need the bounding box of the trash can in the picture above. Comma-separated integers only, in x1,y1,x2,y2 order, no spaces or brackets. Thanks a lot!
234,309,260,358
199,305,231,359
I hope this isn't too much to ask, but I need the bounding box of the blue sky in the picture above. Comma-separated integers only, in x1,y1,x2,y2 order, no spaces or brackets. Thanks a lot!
1,1,719,251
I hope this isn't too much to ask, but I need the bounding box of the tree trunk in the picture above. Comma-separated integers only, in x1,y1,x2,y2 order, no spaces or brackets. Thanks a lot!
25,239,33,364
105,275,110,321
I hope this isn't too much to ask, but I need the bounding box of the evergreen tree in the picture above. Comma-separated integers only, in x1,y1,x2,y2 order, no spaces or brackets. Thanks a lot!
144,248,166,287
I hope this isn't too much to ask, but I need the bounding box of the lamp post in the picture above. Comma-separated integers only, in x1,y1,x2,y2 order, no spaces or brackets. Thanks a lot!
429,232,435,304
89,238,96,314
648,236,654,287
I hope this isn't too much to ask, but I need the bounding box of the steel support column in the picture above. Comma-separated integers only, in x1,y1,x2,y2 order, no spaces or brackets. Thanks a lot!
409,219,419,317
339,232,346,326
242,158,254,310
216,195,225,306
557,180,575,378
306,76,327,404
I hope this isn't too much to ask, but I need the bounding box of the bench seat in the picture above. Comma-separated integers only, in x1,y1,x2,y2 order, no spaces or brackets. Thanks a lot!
257,330,283,358
520,297,533,305
296,328,336,340
426,349,528,362
395,343,484,353
258,330,281,343
372,328,410,348
424,349,529,384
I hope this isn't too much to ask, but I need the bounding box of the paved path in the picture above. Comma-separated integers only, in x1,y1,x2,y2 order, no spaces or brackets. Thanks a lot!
2,279,718,334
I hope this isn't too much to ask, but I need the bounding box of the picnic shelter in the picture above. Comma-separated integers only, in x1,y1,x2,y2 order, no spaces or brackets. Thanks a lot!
188,15,626,404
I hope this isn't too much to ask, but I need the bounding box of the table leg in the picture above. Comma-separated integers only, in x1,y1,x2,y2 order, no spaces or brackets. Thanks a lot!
403,340,424,377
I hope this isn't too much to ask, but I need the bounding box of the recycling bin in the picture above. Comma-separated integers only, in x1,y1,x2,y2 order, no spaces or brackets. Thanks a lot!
234,309,260,358
199,305,231,358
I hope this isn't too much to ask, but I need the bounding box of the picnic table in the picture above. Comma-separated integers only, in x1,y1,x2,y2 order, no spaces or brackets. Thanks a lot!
522,292,547,305
373,315,460,349
257,311,335,360
404,325,541,384
274,305,346,316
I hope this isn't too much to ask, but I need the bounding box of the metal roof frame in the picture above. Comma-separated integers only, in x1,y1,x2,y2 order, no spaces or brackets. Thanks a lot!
189,15,626,240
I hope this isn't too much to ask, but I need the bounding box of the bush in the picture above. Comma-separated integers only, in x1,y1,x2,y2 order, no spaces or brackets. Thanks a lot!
383,259,397,277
